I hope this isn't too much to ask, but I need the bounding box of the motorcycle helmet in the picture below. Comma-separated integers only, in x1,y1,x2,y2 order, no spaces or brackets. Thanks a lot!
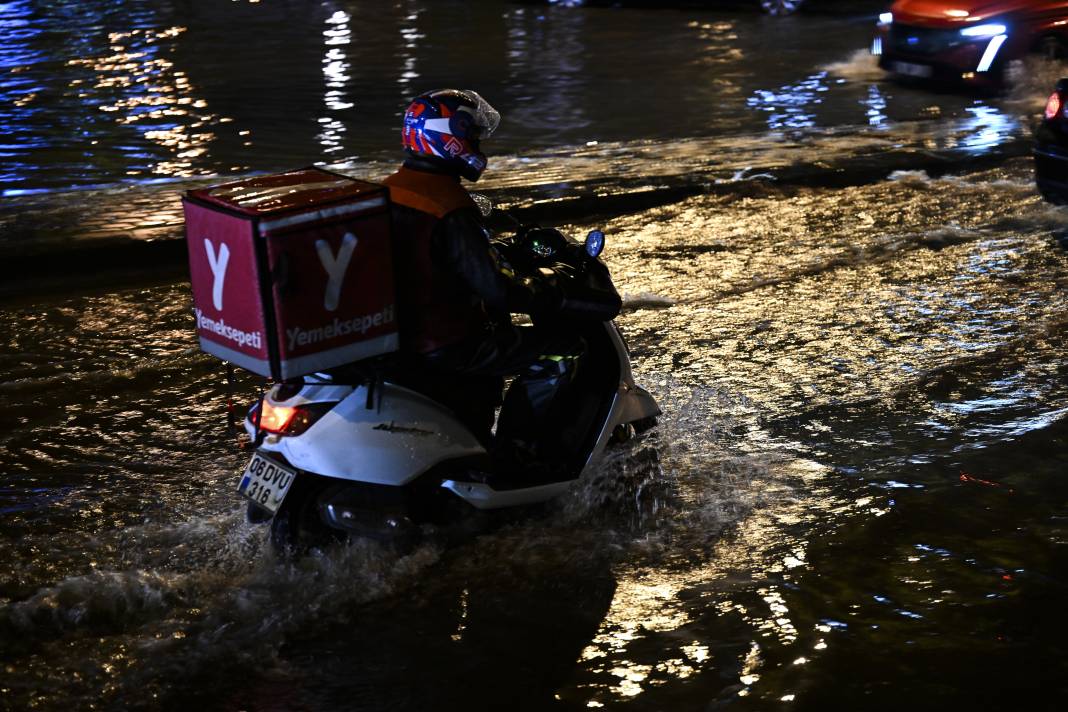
402,89,500,182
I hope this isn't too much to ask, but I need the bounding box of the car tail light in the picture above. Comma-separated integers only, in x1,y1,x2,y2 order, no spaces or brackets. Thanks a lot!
249,401,336,436
1045,91,1063,121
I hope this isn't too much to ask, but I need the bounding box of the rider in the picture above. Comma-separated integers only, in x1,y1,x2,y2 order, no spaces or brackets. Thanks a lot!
383,88,583,460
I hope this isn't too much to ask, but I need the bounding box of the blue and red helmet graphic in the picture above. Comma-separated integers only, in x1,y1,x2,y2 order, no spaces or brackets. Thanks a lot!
402,89,500,182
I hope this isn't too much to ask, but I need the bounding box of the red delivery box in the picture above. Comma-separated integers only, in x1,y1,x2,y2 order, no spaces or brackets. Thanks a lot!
183,167,397,380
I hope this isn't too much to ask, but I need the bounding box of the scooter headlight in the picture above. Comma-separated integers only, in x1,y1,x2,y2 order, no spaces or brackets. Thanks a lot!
585,230,605,258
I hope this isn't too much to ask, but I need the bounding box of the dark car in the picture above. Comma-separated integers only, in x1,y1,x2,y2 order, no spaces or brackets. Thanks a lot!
539,0,807,13
872,0,1068,87
1034,78,1068,202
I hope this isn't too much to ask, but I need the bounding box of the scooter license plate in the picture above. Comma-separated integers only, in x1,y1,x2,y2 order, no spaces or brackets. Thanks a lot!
237,453,297,514
892,61,932,78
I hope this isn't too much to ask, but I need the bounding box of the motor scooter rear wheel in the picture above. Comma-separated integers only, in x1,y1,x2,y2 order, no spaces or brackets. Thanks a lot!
269,475,344,554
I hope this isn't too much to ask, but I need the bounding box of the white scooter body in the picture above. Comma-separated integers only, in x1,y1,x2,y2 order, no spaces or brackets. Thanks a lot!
245,321,659,511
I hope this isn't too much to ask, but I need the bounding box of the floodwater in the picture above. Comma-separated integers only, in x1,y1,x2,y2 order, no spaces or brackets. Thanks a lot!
3,1,1068,710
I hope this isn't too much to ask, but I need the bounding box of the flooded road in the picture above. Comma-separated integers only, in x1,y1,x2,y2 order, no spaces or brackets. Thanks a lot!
0,0,1048,196
3,1,1068,710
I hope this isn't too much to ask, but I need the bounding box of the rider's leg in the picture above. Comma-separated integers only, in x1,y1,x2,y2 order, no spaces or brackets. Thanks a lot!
421,325,586,457
491,331,587,461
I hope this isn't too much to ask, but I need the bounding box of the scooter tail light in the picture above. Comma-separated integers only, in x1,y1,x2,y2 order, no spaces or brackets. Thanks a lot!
1045,91,1063,121
249,401,337,436
255,402,297,433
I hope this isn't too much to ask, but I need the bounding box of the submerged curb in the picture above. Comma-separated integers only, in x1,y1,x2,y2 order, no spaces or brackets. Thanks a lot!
0,136,1033,300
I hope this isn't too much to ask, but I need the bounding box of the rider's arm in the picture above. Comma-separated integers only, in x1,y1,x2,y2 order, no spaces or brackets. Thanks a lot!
434,208,513,323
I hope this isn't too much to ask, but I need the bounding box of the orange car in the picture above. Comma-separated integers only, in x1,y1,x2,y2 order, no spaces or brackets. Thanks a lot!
872,0,1068,86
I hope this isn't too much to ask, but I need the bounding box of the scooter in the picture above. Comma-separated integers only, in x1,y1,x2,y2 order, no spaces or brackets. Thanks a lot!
237,221,661,552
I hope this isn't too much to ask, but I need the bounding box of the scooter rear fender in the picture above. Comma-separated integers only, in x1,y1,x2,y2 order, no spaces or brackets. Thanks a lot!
255,383,487,487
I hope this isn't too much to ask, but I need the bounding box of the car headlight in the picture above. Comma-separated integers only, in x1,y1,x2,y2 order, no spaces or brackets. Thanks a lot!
878,12,893,25
960,23,1007,38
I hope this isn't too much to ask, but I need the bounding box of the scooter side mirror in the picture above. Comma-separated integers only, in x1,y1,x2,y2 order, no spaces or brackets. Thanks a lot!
585,230,605,258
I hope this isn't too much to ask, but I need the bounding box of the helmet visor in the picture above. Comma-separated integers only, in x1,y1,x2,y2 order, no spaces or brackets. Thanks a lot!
461,90,500,138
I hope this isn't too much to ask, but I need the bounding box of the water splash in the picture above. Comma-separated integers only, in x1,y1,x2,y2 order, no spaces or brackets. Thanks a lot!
0,506,445,709
558,380,788,549
621,291,675,311
821,48,885,83
1004,56,1068,112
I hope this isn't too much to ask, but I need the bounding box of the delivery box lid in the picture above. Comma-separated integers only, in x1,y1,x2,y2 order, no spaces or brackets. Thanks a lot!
186,167,384,217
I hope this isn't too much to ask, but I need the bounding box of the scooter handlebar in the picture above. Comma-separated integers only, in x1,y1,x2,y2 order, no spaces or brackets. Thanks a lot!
495,226,621,322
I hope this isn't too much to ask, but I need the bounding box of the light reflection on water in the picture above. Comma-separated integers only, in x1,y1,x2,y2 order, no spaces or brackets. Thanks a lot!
747,71,829,131
863,83,888,126
959,103,1015,151
75,25,221,179
550,162,1066,705
579,571,699,698
505,6,591,135
579,470,827,706
319,10,352,154
748,62,1020,148
397,3,424,96
0,0,1048,195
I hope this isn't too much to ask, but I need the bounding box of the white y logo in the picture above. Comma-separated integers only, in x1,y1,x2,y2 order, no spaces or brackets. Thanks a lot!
316,232,358,312
204,239,230,311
